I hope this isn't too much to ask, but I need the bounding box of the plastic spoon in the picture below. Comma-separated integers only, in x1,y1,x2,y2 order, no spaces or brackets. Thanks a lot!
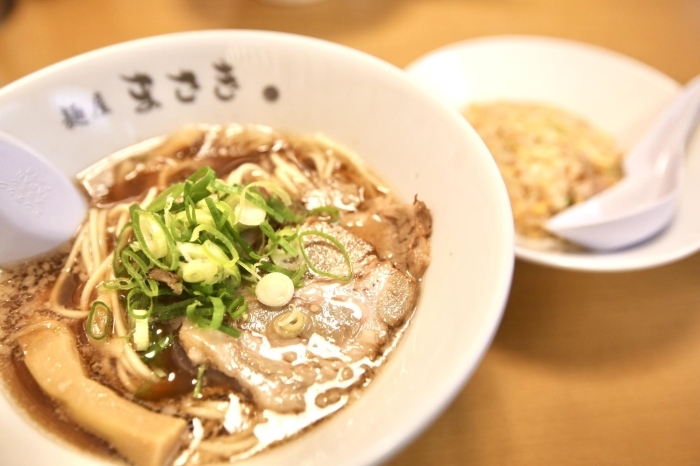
0,132,86,265
545,74,700,250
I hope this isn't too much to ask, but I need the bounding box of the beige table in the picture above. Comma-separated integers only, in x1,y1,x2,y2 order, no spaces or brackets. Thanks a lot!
2,1,700,465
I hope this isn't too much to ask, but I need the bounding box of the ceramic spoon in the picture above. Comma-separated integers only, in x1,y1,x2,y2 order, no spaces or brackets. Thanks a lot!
0,132,86,265
545,74,700,250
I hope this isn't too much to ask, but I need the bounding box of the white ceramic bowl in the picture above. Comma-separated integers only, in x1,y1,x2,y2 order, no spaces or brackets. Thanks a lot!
0,31,514,465
406,35,700,272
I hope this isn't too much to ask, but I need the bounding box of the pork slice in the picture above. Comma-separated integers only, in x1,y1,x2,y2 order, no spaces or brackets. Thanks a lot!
245,221,418,352
343,197,432,278
300,221,374,280
356,260,418,327
180,223,421,413
179,321,318,413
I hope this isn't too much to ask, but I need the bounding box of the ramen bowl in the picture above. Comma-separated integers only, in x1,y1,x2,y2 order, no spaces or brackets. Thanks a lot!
0,30,513,466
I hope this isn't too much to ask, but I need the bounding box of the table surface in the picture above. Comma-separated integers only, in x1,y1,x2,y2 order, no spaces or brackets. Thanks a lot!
2,1,700,465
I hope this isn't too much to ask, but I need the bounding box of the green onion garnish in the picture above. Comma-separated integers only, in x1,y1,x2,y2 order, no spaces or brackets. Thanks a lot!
299,230,353,282
193,365,206,399
112,167,345,355
86,301,113,340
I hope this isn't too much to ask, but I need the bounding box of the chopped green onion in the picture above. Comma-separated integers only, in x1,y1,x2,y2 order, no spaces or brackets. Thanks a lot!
217,323,242,338
238,202,267,226
147,182,184,213
209,296,225,330
130,205,178,271
126,287,154,319
131,309,150,351
271,306,307,339
181,259,220,284
255,272,295,307
86,301,112,340
202,240,235,266
184,196,198,228
142,334,173,360
112,223,133,276
299,230,353,282
246,181,293,206
237,261,262,281
224,223,262,261
190,224,240,263
308,205,340,223
211,180,287,224
227,296,248,320
151,298,200,321
203,197,231,231
193,365,206,399
101,277,137,291
177,242,207,262
139,213,169,259
114,170,348,344
121,249,150,280
260,221,298,257
140,278,161,298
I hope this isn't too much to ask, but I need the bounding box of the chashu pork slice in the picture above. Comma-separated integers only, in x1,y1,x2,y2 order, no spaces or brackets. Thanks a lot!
179,321,319,414
342,197,432,278
179,222,423,413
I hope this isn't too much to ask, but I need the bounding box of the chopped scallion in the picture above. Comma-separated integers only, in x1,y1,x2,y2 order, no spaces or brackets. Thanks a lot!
86,301,112,340
114,170,347,344
255,272,295,307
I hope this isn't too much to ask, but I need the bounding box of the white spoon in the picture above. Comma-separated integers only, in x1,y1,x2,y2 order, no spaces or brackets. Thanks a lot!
545,74,700,250
0,132,86,265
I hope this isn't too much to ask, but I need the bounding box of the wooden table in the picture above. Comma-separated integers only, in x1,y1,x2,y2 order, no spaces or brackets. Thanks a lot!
2,1,700,465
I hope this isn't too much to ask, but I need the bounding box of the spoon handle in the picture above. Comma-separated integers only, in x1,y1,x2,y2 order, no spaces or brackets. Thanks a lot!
674,74,700,146
625,74,700,173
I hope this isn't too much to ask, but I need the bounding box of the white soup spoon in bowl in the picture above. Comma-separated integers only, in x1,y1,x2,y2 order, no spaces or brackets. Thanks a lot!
545,74,700,250
0,132,86,265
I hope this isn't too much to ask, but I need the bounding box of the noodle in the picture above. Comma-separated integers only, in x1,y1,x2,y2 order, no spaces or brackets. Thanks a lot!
225,163,268,185
53,307,90,320
109,288,129,337
270,152,311,195
116,360,141,393
80,232,95,274
122,343,158,382
79,255,112,311
197,435,258,456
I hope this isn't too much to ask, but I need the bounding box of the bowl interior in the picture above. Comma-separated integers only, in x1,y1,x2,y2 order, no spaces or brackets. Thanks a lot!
0,31,513,466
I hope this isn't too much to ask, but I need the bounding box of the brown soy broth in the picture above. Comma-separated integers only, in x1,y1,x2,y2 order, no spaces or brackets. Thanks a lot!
134,341,197,402
98,150,263,205
55,272,83,309
103,169,162,205
132,330,248,402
